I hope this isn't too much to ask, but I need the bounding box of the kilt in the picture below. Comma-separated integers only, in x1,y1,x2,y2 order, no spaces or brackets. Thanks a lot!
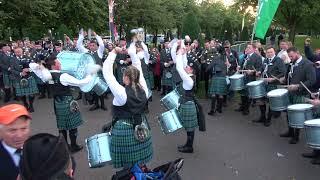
161,73,173,87
289,94,307,104
266,84,278,92
178,101,198,132
54,95,83,130
208,76,227,96
148,71,154,89
111,118,153,168
3,72,13,87
14,77,39,96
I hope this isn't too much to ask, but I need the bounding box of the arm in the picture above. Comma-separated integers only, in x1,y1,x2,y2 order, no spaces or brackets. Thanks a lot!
141,42,150,63
176,54,194,90
29,63,52,82
76,33,89,53
96,35,105,59
103,51,127,106
299,62,316,91
275,58,286,79
128,43,149,98
304,45,316,62
171,42,178,63
60,73,93,87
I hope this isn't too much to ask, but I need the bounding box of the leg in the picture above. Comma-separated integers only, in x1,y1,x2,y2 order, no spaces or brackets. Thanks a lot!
208,95,216,116
242,96,250,115
178,131,194,153
280,112,294,138
264,106,273,127
253,103,266,123
89,94,99,111
21,95,28,108
69,128,83,153
289,128,300,144
99,95,107,111
4,88,11,103
28,95,35,112
222,95,227,107
235,95,245,112
216,96,223,113
302,149,320,159
59,130,68,144
38,84,46,99
161,85,166,96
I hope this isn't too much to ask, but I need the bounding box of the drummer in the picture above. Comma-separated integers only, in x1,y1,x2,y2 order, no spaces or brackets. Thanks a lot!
102,42,153,168
29,54,98,153
206,44,230,115
235,43,262,116
174,40,205,153
279,47,316,144
255,46,286,126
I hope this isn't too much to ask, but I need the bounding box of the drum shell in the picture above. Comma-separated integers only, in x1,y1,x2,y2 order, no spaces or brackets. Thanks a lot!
267,91,289,111
288,108,313,128
92,78,108,96
246,81,266,99
158,109,182,134
160,89,180,110
229,75,244,91
85,133,112,168
304,121,320,149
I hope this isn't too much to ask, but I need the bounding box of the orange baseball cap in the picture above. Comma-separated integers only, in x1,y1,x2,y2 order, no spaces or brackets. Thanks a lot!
0,104,31,125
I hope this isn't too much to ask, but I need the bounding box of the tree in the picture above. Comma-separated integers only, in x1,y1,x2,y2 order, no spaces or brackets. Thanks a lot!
182,12,200,40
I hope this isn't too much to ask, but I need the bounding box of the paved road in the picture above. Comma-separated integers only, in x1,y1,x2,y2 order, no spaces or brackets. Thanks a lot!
22,91,320,180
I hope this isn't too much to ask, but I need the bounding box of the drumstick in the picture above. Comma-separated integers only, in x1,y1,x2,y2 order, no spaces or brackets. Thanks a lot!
300,81,313,96
271,75,281,81
277,85,289,88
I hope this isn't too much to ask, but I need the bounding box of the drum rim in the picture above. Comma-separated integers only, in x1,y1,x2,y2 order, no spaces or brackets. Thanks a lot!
86,132,110,141
229,74,244,79
287,104,313,110
304,119,320,126
267,89,288,97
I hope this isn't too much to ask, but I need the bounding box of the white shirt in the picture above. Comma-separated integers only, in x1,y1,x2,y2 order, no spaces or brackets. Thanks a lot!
176,54,194,90
29,63,93,87
2,141,20,167
277,49,291,64
76,33,105,59
103,42,149,106
295,56,303,65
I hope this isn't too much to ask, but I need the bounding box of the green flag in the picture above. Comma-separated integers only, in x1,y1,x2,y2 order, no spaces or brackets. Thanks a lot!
254,0,281,39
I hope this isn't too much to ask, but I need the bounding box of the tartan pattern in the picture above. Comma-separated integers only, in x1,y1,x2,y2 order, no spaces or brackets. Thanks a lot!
178,101,198,132
3,72,13,87
161,73,173,87
111,118,153,168
54,96,83,130
208,76,228,96
145,76,152,90
289,94,307,104
148,71,154,89
14,76,39,96
266,84,277,92
33,73,45,85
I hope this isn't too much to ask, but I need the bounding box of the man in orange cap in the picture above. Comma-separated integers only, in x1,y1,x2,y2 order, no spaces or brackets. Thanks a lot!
0,104,32,180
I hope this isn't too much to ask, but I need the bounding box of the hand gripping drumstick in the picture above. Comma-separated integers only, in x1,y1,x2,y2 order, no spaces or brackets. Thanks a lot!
300,81,313,96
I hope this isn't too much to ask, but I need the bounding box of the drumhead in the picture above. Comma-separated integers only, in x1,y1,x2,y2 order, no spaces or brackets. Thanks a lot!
304,119,320,126
229,74,244,79
288,104,313,110
267,89,288,97
247,80,264,86
86,133,109,142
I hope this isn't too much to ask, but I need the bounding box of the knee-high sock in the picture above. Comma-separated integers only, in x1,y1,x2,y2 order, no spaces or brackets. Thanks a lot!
59,130,68,144
69,128,79,146
186,131,195,147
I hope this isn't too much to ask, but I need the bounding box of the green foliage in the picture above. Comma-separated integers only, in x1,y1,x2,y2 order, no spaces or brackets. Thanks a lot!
182,12,200,40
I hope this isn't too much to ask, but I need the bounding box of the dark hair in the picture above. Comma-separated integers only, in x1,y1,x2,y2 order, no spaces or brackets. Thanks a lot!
123,66,142,97
45,55,57,70
287,47,299,53
266,46,275,51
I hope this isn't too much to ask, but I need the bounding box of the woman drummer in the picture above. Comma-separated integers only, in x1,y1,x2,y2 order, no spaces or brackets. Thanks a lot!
174,41,202,153
102,41,153,168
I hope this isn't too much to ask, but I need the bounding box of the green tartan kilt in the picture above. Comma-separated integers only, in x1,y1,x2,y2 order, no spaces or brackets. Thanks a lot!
33,73,45,85
208,76,228,96
14,77,39,96
111,118,153,168
161,73,173,87
3,72,13,87
266,84,278,92
178,101,198,132
54,96,83,130
148,71,154,89
289,93,307,104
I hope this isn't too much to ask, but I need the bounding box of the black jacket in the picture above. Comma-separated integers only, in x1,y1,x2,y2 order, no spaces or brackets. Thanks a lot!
262,56,286,85
0,141,19,180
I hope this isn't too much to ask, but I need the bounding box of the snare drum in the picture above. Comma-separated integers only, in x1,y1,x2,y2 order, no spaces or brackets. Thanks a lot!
267,89,289,111
229,74,245,91
288,104,313,128
158,108,182,134
246,80,266,99
160,89,180,110
304,119,320,149
85,133,112,168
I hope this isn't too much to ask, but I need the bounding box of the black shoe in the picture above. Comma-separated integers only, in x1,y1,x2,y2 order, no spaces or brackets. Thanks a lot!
178,146,193,153
100,106,107,111
217,108,222,113
70,144,83,153
280,130,293,138
311,158,320,165
89,104,99,111
208,110,216,116
264,121,271,127
302,152,317,159
289,138,299,144
38,95,46,99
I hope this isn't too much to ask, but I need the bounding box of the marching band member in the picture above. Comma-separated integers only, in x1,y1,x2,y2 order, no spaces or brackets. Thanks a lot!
102,42,152,168
160,40,174,95
279,47,316,144
0,44,15,102
206,45,230,115
174,41,205,153
29,54,97,153
235,43,262,116
115,38,130,85
12,47,39,112
77,30,107,111
255,46,286,126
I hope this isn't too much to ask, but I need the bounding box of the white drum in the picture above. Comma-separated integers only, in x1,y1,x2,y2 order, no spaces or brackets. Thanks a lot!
229,74,245,91
288,104,313,128
304,119,320,149
246,80,266,99
267,89,289,111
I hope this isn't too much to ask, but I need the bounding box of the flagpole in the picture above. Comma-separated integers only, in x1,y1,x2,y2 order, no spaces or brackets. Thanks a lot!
251,0,261,43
